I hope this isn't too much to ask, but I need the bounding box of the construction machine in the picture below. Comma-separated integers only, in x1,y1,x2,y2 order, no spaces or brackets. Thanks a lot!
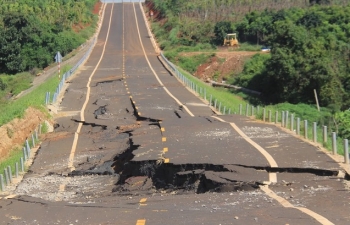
223,33,239,47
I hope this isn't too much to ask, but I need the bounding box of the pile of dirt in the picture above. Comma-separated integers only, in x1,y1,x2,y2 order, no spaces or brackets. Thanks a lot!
183,51,259,83
0,107,48,159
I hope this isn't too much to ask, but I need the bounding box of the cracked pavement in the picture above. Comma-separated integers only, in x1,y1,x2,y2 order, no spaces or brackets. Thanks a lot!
1,2,350,225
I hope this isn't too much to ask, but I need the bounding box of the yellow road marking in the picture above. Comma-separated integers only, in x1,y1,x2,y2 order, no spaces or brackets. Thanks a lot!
5,194,17,199
260,185,334,225
139,198,147,203
164,158,170,163
138,112,141,116
132,3,194,117
162,137,166,142
163,147,168,153
161,127,165,132
136,220,146,225
266,145,279,148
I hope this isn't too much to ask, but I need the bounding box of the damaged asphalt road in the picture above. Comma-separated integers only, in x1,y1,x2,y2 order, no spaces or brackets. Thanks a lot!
2,3,350,225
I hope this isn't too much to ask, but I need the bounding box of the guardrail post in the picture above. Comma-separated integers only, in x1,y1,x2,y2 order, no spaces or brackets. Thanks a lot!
285,111,289,128
332,132,337,155
0,174,4,191
281,111,285,127
344,139,349,164
304,120,308,139
26,139,30,157
251,105,254,116
7,166,12,184
323,126,327,145
219,102,222,113
32,134,35,148
204,89,206,101
15,162,19,178
228,108,231,115
214,99,217,109
245,104,249,116
39,124,42,134
45,92,48,105
268,110,272,122
290,114,294,131
223,106,226,115
209,95,212,106
313,122,317,142
4,169,9,186
263,108,266,122
35,129,38,140
257,106,260,115
23,147,27,161
239,104,242,115
20,157,24,172
297,118,300,135
275,111,278,124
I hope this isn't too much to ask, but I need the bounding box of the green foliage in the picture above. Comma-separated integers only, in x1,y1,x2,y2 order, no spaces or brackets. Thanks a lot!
335,111,350,139
234,54,270,88
0,0,98,74
213,21,233,45
178,54,212,74
0,77,6,91
0,70,61,126
233,5,350,111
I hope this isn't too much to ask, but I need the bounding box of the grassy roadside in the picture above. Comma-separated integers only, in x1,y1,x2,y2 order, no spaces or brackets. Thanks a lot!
176,66,247,109
0,66,70,126
0,122,49,182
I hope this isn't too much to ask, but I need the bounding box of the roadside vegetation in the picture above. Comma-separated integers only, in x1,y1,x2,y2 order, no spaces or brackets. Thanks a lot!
147,0,350,142
0,0,100,168
0,0,98,74
0,0,99,123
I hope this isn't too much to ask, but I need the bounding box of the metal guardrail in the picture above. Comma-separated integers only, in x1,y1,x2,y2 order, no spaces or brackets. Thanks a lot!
160,52,350,165
0,124,43,192
45,37,97,105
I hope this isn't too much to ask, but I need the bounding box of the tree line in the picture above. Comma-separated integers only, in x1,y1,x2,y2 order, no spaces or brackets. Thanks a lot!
0,0,98,74
149,0,350,110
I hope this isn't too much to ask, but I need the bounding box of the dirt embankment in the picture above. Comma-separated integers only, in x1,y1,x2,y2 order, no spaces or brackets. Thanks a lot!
180,51,260,83
0,107,49,159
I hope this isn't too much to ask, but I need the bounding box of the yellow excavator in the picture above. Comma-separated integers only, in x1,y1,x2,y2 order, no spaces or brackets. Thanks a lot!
223,33,239,47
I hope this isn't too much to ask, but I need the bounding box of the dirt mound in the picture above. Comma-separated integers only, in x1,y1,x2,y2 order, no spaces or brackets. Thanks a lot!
0,107,48,159
182,51,259,82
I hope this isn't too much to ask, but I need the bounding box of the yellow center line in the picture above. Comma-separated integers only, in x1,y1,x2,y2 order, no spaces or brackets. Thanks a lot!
132,3,194,117
163,147,168,153
136,220,146,225
162,137,166,142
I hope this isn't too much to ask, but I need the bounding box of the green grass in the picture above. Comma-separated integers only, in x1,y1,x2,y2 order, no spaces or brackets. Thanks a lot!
0,66,70,126
0,121,49,189
176,67,247,112
252,106,346,156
